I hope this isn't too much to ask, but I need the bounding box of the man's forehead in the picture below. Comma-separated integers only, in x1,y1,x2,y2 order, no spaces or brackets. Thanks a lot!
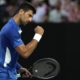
25,10,33,15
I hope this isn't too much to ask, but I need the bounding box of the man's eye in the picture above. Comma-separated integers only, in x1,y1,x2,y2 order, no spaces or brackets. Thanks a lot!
29,15,32,17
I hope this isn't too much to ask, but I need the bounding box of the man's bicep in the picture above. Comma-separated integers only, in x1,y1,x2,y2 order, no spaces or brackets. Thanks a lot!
15,44,27,56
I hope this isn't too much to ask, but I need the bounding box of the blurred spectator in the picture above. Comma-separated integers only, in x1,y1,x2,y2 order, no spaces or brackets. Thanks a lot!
77,1,80,22
17,0,25,6
61,0,71,10
32,0,48,23
0,0,6,5
31,0,41,7
60,0,71,18
65,1,79,22
48,0,59,7
0,0,20,24
0,0,80,23
6,2,18,17
0,0,7,24
48,0,68,23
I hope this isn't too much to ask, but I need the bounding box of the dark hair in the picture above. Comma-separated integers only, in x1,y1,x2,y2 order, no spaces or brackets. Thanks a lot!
18,1,36,14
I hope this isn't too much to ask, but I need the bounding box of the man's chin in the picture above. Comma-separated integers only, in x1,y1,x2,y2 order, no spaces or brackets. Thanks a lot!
23,22,28,25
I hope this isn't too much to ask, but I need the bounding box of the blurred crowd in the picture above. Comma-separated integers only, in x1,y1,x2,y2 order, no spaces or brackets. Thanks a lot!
0,0,80,24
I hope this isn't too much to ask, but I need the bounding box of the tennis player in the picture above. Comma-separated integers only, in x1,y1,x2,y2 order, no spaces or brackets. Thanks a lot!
0,1,44,80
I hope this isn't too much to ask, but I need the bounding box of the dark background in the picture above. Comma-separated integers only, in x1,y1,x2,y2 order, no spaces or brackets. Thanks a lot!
1,23,80,80
18,23,80,80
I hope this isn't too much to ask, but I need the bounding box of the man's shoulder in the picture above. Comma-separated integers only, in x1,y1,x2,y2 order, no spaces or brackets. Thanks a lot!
1,20,14,35
3,18,16,29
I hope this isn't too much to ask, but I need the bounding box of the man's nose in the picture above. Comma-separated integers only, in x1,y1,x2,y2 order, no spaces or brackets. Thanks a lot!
29,18,32,22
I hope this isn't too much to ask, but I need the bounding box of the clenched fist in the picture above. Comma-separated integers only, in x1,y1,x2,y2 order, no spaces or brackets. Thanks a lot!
34,26,44,35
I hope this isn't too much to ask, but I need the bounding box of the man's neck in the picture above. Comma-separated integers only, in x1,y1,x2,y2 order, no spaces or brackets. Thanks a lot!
13,14,20,25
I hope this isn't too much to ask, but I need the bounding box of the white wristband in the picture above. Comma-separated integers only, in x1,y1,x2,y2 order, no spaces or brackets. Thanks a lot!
33,33,42,42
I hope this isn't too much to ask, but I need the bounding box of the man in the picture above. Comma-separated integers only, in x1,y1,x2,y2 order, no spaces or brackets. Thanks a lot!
0,1,44,80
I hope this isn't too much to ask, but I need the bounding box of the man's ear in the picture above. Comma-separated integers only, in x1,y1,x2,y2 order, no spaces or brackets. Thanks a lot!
19,9,24,15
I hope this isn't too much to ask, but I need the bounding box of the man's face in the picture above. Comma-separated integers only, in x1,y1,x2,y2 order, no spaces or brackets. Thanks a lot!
20,10,33,25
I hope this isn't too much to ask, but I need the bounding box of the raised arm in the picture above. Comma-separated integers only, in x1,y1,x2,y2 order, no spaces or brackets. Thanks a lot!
15,26,44,58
